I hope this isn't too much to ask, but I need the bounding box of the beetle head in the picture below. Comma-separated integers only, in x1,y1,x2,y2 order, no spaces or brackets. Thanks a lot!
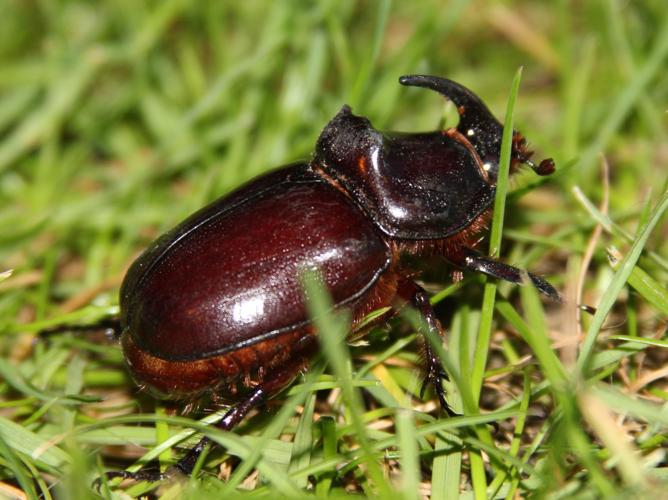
399,75,555,179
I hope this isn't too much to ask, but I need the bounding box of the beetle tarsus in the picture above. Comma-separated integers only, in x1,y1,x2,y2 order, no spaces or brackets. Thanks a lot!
455,249,561,302
422,353,458,417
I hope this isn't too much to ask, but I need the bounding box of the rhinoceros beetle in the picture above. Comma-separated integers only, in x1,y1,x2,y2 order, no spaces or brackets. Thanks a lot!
108,75,558,483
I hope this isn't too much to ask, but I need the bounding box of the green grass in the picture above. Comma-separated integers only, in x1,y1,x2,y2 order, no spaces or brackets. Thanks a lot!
2,1,668,498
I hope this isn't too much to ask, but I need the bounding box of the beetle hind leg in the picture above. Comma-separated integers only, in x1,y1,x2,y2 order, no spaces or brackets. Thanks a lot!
454,248,561,302
94,385,270,488
96,339,315,488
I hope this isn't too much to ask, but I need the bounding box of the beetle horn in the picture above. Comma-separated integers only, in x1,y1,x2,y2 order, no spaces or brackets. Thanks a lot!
399,75,503,165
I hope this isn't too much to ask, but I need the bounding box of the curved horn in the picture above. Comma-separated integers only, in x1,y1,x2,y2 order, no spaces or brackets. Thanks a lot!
399,75,503,163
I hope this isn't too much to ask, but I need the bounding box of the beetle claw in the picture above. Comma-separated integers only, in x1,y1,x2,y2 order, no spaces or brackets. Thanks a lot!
422,341,457,416
422,362,458,417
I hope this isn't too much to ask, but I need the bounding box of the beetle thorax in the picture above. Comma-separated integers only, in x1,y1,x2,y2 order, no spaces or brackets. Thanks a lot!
313,106,496,241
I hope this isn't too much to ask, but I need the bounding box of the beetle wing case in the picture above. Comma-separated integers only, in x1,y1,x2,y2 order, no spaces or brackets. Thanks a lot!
121,163,391,365
314,106,495,240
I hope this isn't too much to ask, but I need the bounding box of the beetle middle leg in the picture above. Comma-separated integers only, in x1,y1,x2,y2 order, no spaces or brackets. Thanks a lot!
397,278,457,416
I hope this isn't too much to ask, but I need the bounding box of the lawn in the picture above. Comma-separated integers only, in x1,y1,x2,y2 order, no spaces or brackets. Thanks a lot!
1,1,667,498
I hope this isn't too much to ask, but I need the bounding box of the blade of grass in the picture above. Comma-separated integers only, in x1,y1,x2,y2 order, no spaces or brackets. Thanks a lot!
488,370,532,497
560,396,617,496
562,15,668,180
396,409,420,500
471,67,524,399
578,388,645,487
431,430,462,500
576,190,668,375
0,416,69,470
495,301,566,386
0,434,39,500
154,405,171,475
607,247,668,316
469,67,524,500
348,0,391,107
78,414,300,495
250,409,519,492
0,52,100,174
573,186,668,272
591,384,668,426
222,362,325,495
607,336,668,349
303,270,390,496
315,416,337,497
430,307,469,500
0,359,99,405
288,387,316,488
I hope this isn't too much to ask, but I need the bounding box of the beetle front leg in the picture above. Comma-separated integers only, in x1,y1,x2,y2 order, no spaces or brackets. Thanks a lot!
397,279,457,416
453,248,561,302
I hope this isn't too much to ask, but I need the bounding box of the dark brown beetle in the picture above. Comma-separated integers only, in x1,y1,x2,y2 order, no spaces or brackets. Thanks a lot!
112,75,558,481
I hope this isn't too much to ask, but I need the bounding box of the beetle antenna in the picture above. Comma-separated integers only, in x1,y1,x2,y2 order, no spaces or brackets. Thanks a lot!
524,157,556,176
534,158,556,176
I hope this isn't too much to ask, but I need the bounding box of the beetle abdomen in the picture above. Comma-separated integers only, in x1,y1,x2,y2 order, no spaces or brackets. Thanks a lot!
121,164,391,368
122,326,317,400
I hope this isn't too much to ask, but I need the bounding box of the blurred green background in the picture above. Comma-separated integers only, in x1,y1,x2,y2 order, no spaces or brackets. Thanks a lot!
1,0,667,498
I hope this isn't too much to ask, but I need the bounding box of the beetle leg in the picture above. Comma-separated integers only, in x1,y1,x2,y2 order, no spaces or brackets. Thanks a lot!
454,248,561,302
38,316,122,338
98,387,270,486
397,279,457,416
171,384,269,476
98,340,315,486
